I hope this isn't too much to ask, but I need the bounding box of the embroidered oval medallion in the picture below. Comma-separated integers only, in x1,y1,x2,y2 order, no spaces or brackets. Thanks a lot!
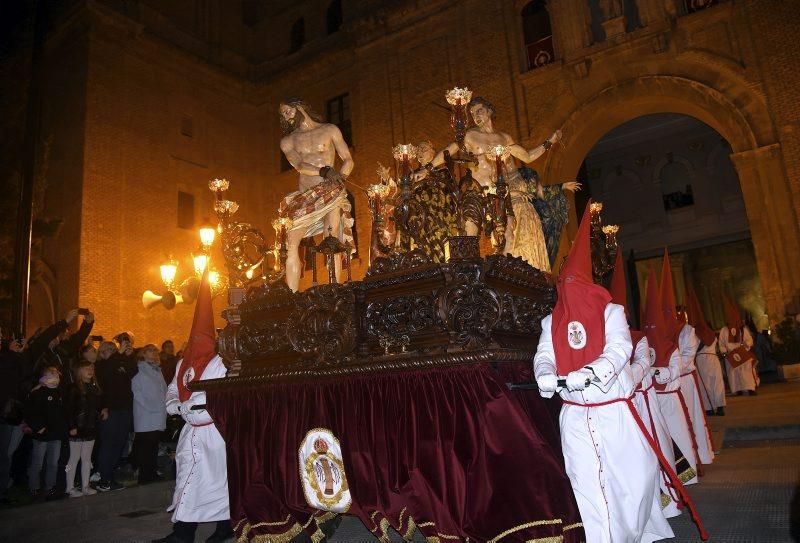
299,428,351,513
567,321,587,350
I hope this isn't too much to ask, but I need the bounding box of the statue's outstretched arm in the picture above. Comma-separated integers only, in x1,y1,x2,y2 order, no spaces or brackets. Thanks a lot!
431,141,460,167
330,125,354,177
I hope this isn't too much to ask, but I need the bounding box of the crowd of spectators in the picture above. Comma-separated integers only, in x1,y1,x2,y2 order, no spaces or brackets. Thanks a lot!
0,309,183,504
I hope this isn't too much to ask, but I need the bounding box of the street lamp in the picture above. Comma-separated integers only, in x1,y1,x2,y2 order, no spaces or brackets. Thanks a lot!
193,252,209,277
159,257,178,290
199,222,216,251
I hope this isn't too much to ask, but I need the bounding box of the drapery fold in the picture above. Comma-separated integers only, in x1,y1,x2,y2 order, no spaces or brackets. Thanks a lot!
208,362,583,542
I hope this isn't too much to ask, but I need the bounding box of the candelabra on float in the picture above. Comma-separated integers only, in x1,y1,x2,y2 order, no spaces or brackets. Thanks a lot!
391,144,425,252
446,87,473,153
367,174,393,265
587,201,619,283
486,144,511,255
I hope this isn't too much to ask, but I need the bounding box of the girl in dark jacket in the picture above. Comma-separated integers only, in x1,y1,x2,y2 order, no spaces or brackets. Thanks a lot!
25,365,68,497
65,360,105,497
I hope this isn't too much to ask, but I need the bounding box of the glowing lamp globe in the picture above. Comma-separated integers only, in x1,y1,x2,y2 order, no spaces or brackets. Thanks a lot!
199,224,216,249
160,258,178,290
193,253,209,276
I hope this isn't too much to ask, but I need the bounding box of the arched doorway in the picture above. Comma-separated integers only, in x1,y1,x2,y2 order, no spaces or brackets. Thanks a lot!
540,75,800,324
575,113,765,330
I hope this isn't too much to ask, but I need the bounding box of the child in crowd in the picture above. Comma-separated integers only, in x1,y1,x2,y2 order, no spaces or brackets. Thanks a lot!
65,360,105,497
131,344,167,484
25,365,68,498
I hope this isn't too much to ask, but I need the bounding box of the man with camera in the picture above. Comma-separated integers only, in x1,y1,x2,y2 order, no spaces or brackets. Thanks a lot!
95,331,138,492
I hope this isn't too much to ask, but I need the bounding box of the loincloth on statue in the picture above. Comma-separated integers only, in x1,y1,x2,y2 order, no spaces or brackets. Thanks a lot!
279,179,355,251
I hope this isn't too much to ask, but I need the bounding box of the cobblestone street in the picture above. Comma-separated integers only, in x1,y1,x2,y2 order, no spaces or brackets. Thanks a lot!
2,380,798,543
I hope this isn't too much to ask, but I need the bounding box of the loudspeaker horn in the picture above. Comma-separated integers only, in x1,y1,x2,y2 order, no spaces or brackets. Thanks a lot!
142,290,184,310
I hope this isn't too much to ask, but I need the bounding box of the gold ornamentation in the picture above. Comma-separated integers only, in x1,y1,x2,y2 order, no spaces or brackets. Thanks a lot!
298,428,352,513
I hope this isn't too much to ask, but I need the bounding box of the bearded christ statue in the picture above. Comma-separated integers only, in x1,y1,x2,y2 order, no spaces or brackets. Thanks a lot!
278,99,355,291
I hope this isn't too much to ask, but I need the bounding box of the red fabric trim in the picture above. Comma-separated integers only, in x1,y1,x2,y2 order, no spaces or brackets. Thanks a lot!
191,421,214,428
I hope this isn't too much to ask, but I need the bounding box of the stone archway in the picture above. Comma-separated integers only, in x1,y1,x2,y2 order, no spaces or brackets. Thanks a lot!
541,75,800,322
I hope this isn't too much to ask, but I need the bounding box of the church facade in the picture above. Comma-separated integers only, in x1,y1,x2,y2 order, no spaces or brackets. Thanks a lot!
12,0,799,342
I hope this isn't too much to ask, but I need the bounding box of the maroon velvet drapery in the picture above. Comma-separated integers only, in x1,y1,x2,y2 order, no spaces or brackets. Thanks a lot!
208,363,584,542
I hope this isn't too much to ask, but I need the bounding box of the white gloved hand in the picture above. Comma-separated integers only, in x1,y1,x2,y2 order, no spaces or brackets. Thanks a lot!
536,373,558,398
652,367,670,385
166,400,181,416
566,368,594,391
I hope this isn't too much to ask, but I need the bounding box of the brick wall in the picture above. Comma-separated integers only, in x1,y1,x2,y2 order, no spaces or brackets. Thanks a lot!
31,0,800,341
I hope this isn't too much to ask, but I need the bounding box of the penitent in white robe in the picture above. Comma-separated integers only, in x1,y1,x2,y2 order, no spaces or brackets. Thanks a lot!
166,356,230,523
677,325,714,464
630,336,681,521
719,326,757,394
695,338,726,411
654,349,699,486
534,304,659,543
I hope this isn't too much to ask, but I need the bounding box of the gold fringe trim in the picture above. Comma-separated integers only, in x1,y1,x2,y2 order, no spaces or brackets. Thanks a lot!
489,520,563,543
563,522,583,531
526,537,563,543
679,467,697,483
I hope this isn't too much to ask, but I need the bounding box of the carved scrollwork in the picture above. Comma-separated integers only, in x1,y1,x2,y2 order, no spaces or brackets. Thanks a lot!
496,294,547,335
366,249,433,277
236,320,291,360
365,294,441,340
484,254,552,291
437,281,502,348
287,284,357,364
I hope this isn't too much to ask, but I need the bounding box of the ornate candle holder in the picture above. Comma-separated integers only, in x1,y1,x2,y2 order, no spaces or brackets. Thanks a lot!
589,202,604,233
367,181,393,263
602,224,619,251
446,87,473,152
487,145,511,254
208,179,270,291
391,144,421,252
586,201,619,282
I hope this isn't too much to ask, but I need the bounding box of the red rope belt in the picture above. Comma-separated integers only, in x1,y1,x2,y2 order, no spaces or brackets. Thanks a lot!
635,386,679,503
562,396,708,540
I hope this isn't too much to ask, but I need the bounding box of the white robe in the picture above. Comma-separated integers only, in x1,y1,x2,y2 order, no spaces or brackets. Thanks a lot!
165,355,230,523
719,326,757,393
695,339,726,410
654,349,699,485
534,304,660,543
630,336,681,521
677,325,714,464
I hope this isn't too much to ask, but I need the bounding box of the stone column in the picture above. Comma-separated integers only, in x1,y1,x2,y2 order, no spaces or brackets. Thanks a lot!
731,144,800,322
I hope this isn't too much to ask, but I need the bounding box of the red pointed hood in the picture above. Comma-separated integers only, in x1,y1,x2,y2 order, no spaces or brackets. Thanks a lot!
608,250,628,317
660,247,683,338
723,294,743,340
643,267,677,369
686,287,716,346
177,268,217,402
551,201,611,375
